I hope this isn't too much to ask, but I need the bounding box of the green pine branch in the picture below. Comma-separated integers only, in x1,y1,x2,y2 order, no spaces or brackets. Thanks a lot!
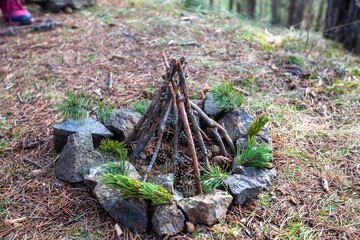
247,113,270,140
99,139,127,160
210,81,244,111
236,138,273,168
57,90,114,121
100,139,130,176
200,164,229,193
96,98,115,122
131,99,150,115
58,90,92,119
101,173,173,205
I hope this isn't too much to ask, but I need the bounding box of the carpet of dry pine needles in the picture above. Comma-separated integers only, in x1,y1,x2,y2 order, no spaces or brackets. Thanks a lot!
0,0,359,239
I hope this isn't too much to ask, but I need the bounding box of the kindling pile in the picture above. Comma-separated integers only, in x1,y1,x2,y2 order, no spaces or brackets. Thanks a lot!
124,54,235,193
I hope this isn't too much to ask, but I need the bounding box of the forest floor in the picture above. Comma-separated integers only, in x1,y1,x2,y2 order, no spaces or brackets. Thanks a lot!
0,0,360,239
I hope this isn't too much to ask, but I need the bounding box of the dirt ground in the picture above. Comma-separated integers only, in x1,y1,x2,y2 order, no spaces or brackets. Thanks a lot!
1,0,359,239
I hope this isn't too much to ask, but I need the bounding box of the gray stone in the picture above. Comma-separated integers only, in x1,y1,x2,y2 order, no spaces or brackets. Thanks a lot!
53,117,113,153
84,165,102,189
235,138,248,150
177,190,232,226
172,189,184,202
54,132,115,183
151,204,185,236
225,172,273,205
84,161,141,189
103,109,141,142
149,174,174,193
232,166,276,187
149,174,183,202
217,108,272,149
203,92,224,120
46,0,96,12
94,184,148,233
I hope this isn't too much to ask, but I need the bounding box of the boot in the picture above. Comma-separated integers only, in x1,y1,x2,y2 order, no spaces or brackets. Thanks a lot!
0,0,34,25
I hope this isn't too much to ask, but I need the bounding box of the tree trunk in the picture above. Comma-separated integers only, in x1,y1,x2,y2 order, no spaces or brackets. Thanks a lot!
287,0,307,28
315,0,326,31
271,0,279,24
302,0,314,29
210,0,214,9
247,0,256,18
324,0,360,54
236,1,242,13
229,0,234,11
287,0,296,26
259,0,264,20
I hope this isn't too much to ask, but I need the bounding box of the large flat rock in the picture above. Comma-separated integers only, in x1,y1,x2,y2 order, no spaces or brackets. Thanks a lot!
103,109,141,142
84,161,141,189
54,132,115,183
94,184,148,233
203,92,225,121
217,108,272,149
53,117,113,153
177,190,232,226
225,170,274,205
151,204,185,236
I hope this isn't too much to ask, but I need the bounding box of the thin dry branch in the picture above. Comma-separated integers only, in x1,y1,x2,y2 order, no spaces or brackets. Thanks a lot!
190,101,235,154
125,80,169,144
177,95,202,193
145,100,173,179
177,62,209,165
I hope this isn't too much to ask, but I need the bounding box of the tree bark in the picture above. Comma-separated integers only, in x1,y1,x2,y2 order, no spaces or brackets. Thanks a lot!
236,1,242,13
229,0,234,11
287,0,296,26
210,0,214,9
287,0,307,28
271,0,279,24
324,0,360,54
315,0,326,31
247,0,256,18
259,0,264,20
302,0,314,29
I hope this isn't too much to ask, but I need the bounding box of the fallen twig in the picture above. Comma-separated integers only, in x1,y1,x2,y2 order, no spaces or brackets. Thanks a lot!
108,72,113,90
168,40,199,46
1,16,59,36
23,158,43,169
123,32,138,41
4,217,28,225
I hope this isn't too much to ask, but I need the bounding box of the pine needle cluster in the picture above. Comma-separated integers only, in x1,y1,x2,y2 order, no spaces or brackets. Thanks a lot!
235,113,273,168
210,81,244,111
101,173,173,205
200,164,229,193
247,113,270,140
99,139,127,160
58,90,114,121
102,161,130,176
96,98,115,122
99,139,129,175
58,90,91,119
132,99,150,115
236,138,273,168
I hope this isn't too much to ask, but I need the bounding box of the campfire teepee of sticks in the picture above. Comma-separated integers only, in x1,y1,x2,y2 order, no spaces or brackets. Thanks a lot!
124,54,235,193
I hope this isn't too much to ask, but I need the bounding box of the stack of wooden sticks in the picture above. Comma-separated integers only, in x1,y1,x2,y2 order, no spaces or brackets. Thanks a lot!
124,54,235,193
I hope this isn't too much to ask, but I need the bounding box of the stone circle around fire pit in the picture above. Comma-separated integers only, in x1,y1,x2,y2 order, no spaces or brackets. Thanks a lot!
53,92,276,236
